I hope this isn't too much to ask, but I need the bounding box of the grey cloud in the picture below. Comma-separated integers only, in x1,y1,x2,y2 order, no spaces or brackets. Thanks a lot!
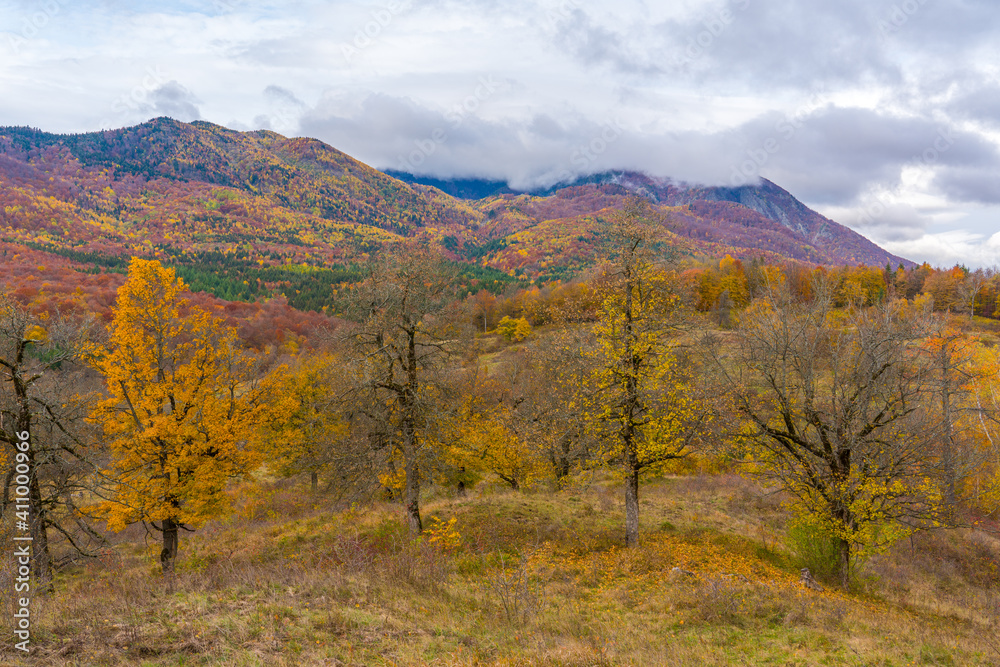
227,35,324,67
849,202,932,243
949,81,1000,129
528,114,572,140
302,94,616,185
300,91,1000,217
548,8,662,76
658,1,899,87
728,106,1000,204
656,0,997,92
148,81,201,122
934,167,1000,205
299,90,756,189
253,85,305,132
872,0,997,54
264,85,302,107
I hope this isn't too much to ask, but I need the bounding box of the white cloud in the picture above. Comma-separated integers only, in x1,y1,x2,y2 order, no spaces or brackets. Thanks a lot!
882,230,1000,269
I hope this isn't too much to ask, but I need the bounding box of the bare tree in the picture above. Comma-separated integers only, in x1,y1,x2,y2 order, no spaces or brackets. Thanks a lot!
346,243,466,534
0,296,104,588
958,267,995,320
720,285,943,588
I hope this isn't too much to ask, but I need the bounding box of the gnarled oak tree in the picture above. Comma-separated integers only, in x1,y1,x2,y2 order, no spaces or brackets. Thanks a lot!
727,288,943,588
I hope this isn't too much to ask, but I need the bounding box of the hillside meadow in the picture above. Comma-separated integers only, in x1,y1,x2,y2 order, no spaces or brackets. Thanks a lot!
2,471,999,666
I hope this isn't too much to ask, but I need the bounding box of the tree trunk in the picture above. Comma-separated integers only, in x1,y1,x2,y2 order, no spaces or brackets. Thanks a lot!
13,366,53,590
310,471,318,494
402,326,423,535
624,465,639,548
622,252,642,549
27,461,53,590
837,537,851,590
940,354,958,509
404,455,422,535
551,434,572,484
160,518,179,575
402,411,422,535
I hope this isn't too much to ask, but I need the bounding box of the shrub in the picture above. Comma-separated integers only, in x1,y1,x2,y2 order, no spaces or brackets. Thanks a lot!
496,315,531,341
786,518,844,585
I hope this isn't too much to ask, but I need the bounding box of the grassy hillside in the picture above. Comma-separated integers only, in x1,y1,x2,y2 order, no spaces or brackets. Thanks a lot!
3,472,998,666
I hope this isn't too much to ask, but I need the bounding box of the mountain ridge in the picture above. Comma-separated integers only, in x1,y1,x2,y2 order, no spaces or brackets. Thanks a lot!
0,119,912,313
387,169,909,269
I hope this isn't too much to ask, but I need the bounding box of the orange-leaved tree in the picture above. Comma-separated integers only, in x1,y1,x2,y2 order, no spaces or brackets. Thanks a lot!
88,258,270,574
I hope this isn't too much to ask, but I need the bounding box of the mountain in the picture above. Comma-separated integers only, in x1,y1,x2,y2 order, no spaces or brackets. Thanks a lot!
392,170,911,269
383,170,515,200
1,118,477,235
0,119,910,314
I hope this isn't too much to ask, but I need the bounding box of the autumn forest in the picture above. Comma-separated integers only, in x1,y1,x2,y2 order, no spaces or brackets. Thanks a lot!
2,120,1000,665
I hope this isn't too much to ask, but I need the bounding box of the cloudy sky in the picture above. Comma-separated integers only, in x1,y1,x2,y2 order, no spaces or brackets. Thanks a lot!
2,0,998,267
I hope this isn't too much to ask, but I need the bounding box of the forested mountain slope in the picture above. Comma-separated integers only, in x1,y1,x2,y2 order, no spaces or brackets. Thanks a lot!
0,119,909,316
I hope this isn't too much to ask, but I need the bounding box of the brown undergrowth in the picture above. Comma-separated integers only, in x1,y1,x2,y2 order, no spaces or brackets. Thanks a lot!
1,473,998,666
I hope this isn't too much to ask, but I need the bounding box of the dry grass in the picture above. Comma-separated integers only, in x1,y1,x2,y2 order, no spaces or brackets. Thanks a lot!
1,473,999,665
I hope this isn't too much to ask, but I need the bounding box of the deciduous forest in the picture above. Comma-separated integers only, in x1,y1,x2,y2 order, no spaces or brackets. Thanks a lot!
2,192,1000,665
2,122,1000,665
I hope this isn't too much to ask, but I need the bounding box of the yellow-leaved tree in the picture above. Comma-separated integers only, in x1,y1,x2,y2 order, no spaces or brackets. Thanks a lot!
962,341,1000,513
88,259,269,574
587,196,710,547
440,370,552,491
262,351,348,493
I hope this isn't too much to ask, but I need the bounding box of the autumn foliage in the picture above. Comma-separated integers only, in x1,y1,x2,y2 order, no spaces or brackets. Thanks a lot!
87,258,271,572
5,123,1000,612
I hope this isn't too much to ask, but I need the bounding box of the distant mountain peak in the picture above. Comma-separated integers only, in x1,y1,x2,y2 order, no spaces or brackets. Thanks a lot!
387,168,912,268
